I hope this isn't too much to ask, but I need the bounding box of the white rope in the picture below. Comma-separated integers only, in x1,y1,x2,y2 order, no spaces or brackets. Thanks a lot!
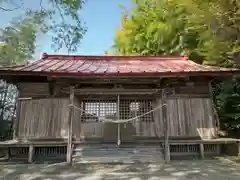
68,103,166,124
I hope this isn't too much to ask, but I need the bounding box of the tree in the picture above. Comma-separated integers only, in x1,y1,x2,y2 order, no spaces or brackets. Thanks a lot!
114,0,240,66
0,16,40,66
0,81,17,140
0,0,86,66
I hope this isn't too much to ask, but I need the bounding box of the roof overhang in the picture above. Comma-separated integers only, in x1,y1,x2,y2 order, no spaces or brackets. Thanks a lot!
1,69,240,78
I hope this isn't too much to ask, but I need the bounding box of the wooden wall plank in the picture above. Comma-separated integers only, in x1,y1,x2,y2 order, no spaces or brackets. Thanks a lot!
162,98,217,139
17,98,69,139
18,83,50,97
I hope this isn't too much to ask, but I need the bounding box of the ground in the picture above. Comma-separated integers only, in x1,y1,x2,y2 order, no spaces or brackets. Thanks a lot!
0,158,240,180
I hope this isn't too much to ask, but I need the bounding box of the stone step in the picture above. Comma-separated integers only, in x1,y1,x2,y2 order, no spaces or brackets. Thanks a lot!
72,144,164,163
74,148,163,152
73,144,163,151
73,148,163,155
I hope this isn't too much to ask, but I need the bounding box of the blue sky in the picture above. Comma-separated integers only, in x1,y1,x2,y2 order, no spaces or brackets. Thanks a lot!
0,0,133,57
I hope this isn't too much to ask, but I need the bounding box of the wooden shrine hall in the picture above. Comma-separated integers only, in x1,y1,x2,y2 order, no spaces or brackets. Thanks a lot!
0,54,240,163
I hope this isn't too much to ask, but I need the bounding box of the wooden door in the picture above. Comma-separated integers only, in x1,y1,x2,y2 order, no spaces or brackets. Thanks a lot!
103,99,135,143
103,123,134,143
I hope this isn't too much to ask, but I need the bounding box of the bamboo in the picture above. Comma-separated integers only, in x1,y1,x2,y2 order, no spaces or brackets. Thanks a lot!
66,87,74,164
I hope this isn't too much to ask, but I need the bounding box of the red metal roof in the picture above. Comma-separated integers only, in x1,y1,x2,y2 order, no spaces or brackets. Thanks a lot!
1,54,240,77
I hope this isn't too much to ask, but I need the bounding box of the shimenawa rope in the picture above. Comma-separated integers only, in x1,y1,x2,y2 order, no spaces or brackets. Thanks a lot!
68,103,166,123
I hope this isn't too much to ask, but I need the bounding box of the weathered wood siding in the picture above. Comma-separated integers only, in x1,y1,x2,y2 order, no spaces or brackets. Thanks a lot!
133,97,216,139
17,98,69,139
16,82,217,140
166,98,216,139
80,122,104,138
18,83,50,97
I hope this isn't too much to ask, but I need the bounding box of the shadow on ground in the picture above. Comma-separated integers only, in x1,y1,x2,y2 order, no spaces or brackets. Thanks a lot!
0,158,240,180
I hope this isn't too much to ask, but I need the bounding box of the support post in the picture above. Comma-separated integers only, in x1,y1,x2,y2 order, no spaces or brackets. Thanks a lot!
237,141,240,156
28,144,34,163
208,81,220,137
67,86,74,164
117,94,121,146
199,144,204,159
162,89,170,163
13,87,20,139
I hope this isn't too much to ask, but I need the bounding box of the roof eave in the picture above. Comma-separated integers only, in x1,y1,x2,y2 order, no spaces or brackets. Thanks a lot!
1,70,240,79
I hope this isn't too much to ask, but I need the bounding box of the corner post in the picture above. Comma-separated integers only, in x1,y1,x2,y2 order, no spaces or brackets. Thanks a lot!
162,89,170,163
67,86,74,164
117,94,121,146
199,144,204,159
237,141,240,157
28,144,34,163
13,85,20,139
208,81,220,137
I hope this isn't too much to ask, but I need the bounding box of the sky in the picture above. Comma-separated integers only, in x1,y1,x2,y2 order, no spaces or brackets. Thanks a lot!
0,0,133,57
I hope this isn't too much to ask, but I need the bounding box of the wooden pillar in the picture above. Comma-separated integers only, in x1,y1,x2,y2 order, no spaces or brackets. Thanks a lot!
162,89,170,163
199,144,204,159
208,81,220,137
28,144,34,163
66,87,74,164
13,86,20,139
117,94,121,146
237,141,240,156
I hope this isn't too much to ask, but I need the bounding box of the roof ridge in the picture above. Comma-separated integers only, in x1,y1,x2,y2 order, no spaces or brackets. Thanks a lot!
41,53,188,61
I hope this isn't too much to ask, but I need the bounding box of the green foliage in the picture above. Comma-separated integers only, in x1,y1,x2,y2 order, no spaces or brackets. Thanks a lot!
0,15,40,66
48,0,87,52
114,0,240,65
0,0,86,66
214,80,240,135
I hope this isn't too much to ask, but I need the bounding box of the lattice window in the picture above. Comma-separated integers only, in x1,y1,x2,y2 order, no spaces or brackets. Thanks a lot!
80,98,154,122
81,100,117,122
128,100,154,122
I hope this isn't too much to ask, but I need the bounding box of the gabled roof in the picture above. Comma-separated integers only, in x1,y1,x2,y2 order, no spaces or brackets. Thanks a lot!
0,54,240,77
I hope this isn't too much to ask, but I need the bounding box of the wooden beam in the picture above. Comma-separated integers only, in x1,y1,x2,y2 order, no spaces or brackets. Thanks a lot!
66,86,74,164
162,89,170,163
63,88,161,95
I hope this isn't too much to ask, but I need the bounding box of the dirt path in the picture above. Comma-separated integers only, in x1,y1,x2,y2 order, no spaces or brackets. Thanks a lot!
0,159,240,180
